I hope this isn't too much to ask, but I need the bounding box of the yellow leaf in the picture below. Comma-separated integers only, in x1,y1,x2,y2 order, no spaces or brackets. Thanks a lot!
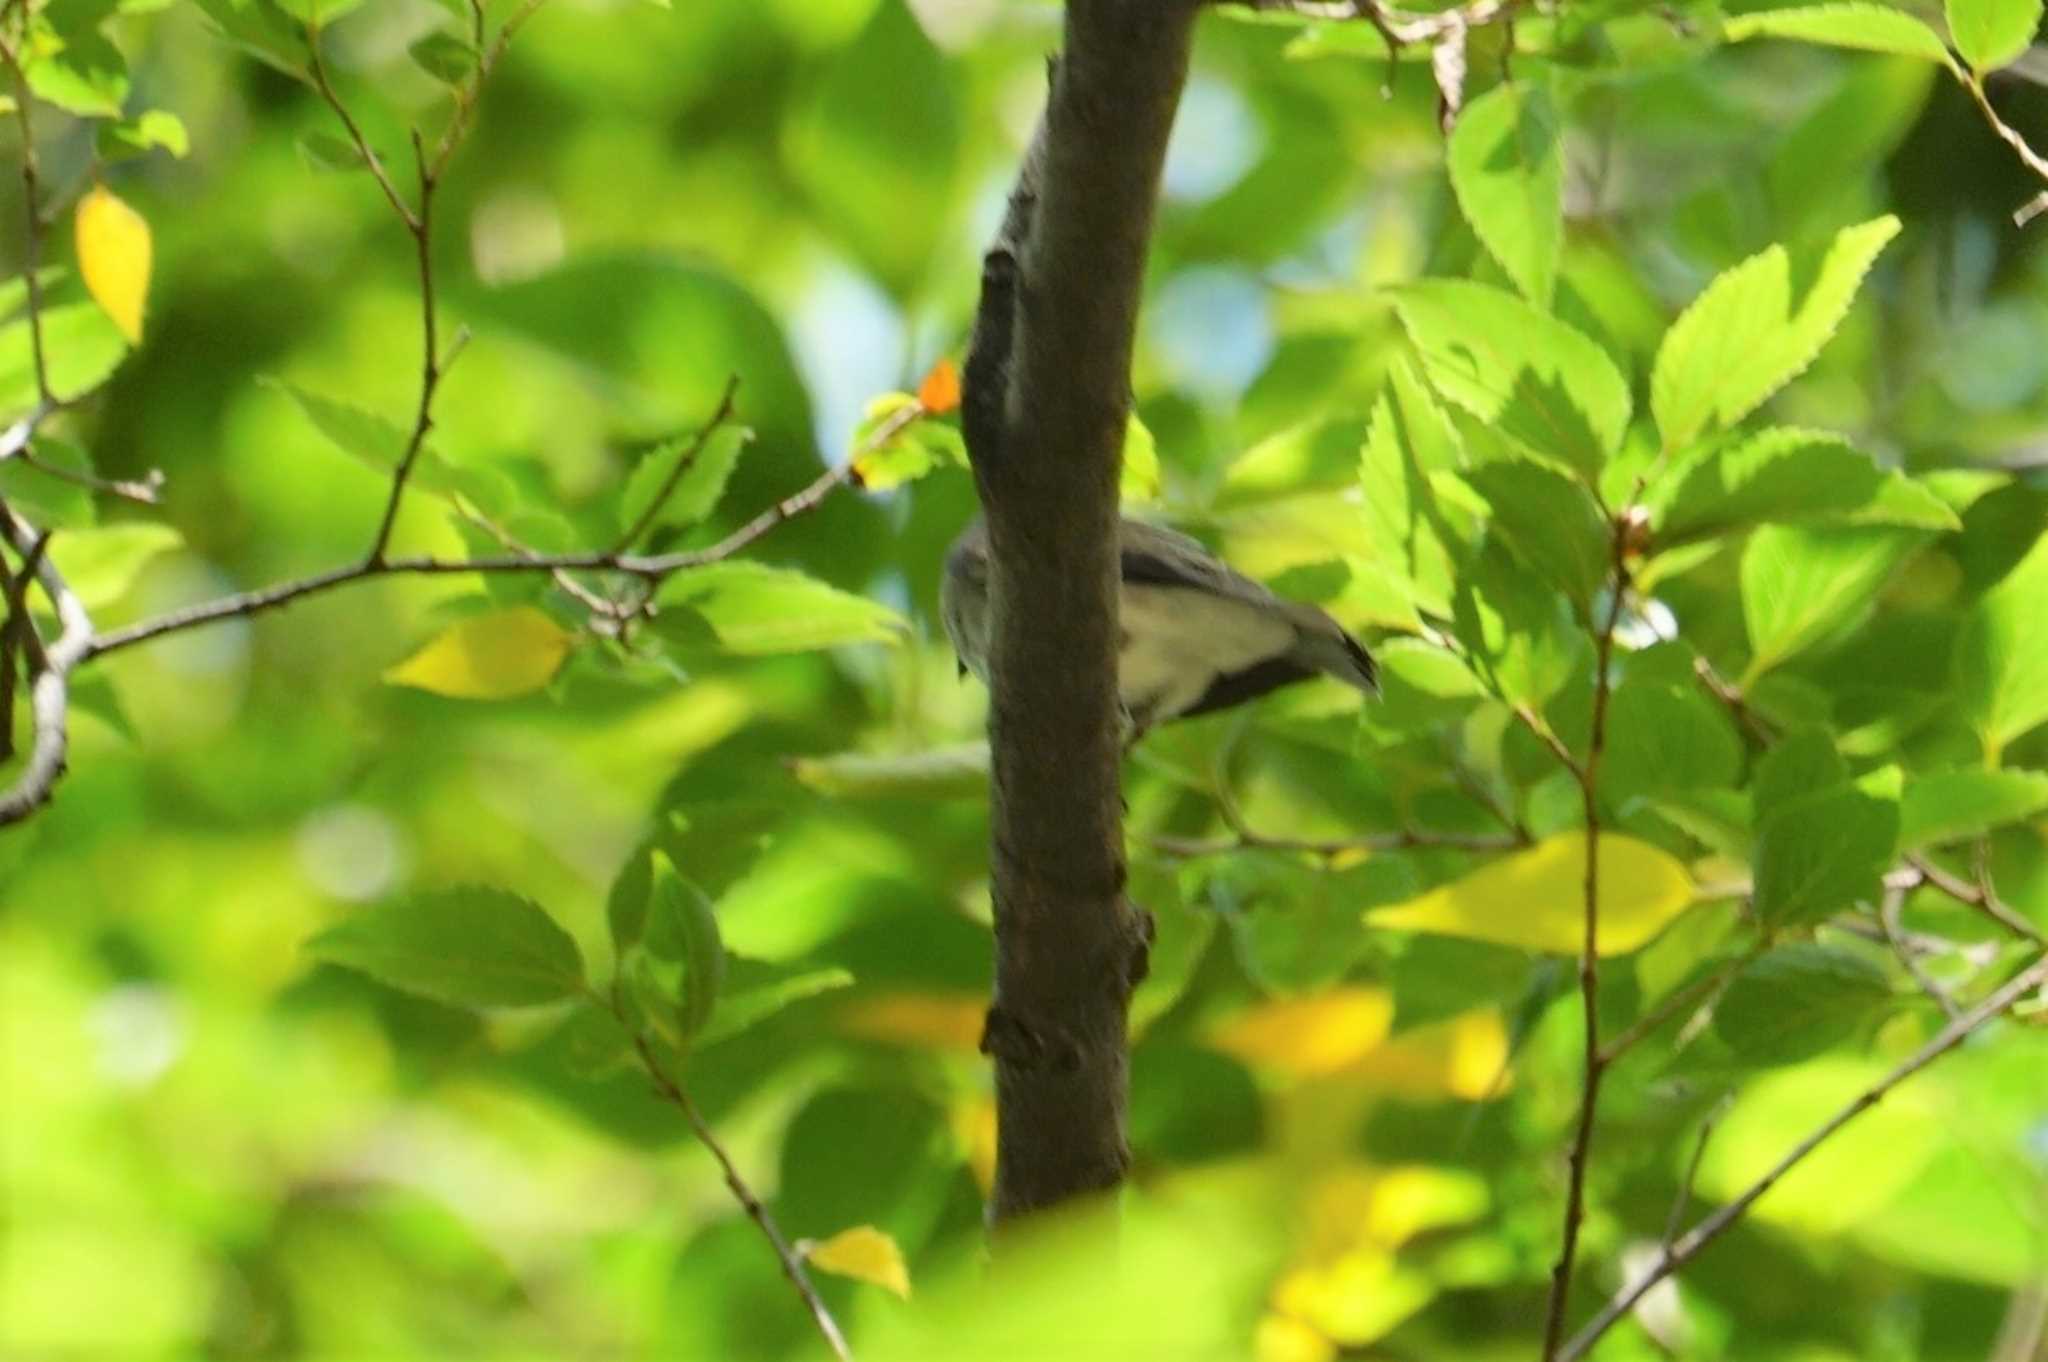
951,1098,998,1195
1369,831,1694,955
1352,1008,1510,1101
1255,1313,1336,1362
75,184,151,345
1208,987,1394,1080
805,1225,910,1299
838,991,986,1052
383,606,573,699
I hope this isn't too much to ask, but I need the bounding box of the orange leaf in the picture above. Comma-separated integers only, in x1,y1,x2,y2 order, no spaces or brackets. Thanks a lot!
916,357,960,414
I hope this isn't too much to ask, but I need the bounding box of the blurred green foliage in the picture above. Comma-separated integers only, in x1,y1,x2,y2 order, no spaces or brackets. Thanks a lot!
5,0,2048,1360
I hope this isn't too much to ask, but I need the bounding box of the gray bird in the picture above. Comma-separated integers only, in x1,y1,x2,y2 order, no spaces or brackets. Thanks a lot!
940,515,1378,740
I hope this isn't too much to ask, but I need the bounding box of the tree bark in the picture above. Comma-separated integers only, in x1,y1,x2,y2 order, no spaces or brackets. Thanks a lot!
961,0,1198,1223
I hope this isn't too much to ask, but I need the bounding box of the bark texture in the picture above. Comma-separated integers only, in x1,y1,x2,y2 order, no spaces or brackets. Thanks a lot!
960,0,1198,1223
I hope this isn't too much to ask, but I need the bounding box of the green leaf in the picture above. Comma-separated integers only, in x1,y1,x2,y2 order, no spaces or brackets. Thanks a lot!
1753,784,1899,927
1602,680,1744,799
1220,415,1370,506
1899,768,2048,848
788,742,990,799
0,438,96,530
1390,279,1632,476
1451,538,1587,707
655,561,906,655
616,425,751,540
605,843,654,957
1739,526,1921,683
1650,216,1901,452
0,303,130,414
781,0,958,294
268,379,507,515
1368,637,1487,729
1752,726,1849,826
298,131,368,173
192,0,310,77
408,29,477,84
1948,0,2041,69
1360,358,1466,617
698,957,855,1047
846,394,964,492
1724,4,1956,65
46,522,181,608
1649,429,1959,548
1460,457,1610,607
97,110,191,163
306,887,586,1008
1123,411,1162,503
26,3,130,118
1955,534,2048,761
1446,81,1563,306
1714,944,1895,1065
644,854,723,1041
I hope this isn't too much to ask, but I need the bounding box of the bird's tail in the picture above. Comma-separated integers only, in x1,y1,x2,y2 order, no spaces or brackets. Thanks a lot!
1294,622,1379,696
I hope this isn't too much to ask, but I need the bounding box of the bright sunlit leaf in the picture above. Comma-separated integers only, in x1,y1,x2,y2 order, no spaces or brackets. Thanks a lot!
74,184,151,345
917,356,960,413
1368,832,1694,955
805,1225,911,1298
838,991,986,1051
383,606,574,699
1208,987,1395,1079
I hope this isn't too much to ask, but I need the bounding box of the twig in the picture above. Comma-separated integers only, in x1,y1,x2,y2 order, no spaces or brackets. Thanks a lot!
1514,703,1582,779
1661,1099,1729,1251
0,529,47,761
1540,505,1635,1362
306,33,420,233
1880,881,1961,1020
365,131,443,564
0,500,92,824
1908,853,2046,946
1234,0,1510,46
1147,825,1521,859
612,374,741,553
1963,74,2048,227
630,1033,851,1362
13,448,163,504
1557,950,2048,1362
1596,944,1760,1068
0,26,52,406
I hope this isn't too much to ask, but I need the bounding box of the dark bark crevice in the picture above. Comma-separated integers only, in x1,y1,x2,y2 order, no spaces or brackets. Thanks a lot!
961,0,1198,1224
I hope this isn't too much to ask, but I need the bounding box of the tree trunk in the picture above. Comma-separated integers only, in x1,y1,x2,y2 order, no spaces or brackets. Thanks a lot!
960,0,1199,1223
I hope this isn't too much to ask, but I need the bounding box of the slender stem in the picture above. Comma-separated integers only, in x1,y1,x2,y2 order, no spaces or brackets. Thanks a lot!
1596,943,1760,1068
0,498,92,825
612,374,741,553
1147,825,1519,859
1909,852,2046,945
630,1033,851,1362
1880,881,1961,1020
1541,501,1637,1362
0,25,52,405
365,132,441,564
1557,951,2048,1362
307,33,420,233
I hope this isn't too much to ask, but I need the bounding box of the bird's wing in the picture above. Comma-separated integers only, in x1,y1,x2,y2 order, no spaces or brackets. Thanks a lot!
1118,518,1376,694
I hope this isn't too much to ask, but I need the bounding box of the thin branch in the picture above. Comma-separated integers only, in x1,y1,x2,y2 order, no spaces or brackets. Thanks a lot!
1880,880,1961,1020
630,1033,850,1362
365,131,443,564
0,529,47,761
1540,509,1635,1362
1232,0,1510,46
612,374,740,553
306,32,420,233
1596,943,1761,1068
1661,1099,1730,1251
1963,73,2048,227
1557,950,2048,1362
1147,825,1521,859
0,500,92,825
1515,702,1582,780
1909,852,2047,946
13,448,162,504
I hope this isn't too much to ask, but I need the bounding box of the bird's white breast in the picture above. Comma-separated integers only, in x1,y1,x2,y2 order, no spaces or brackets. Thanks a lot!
1118,583,1294,722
